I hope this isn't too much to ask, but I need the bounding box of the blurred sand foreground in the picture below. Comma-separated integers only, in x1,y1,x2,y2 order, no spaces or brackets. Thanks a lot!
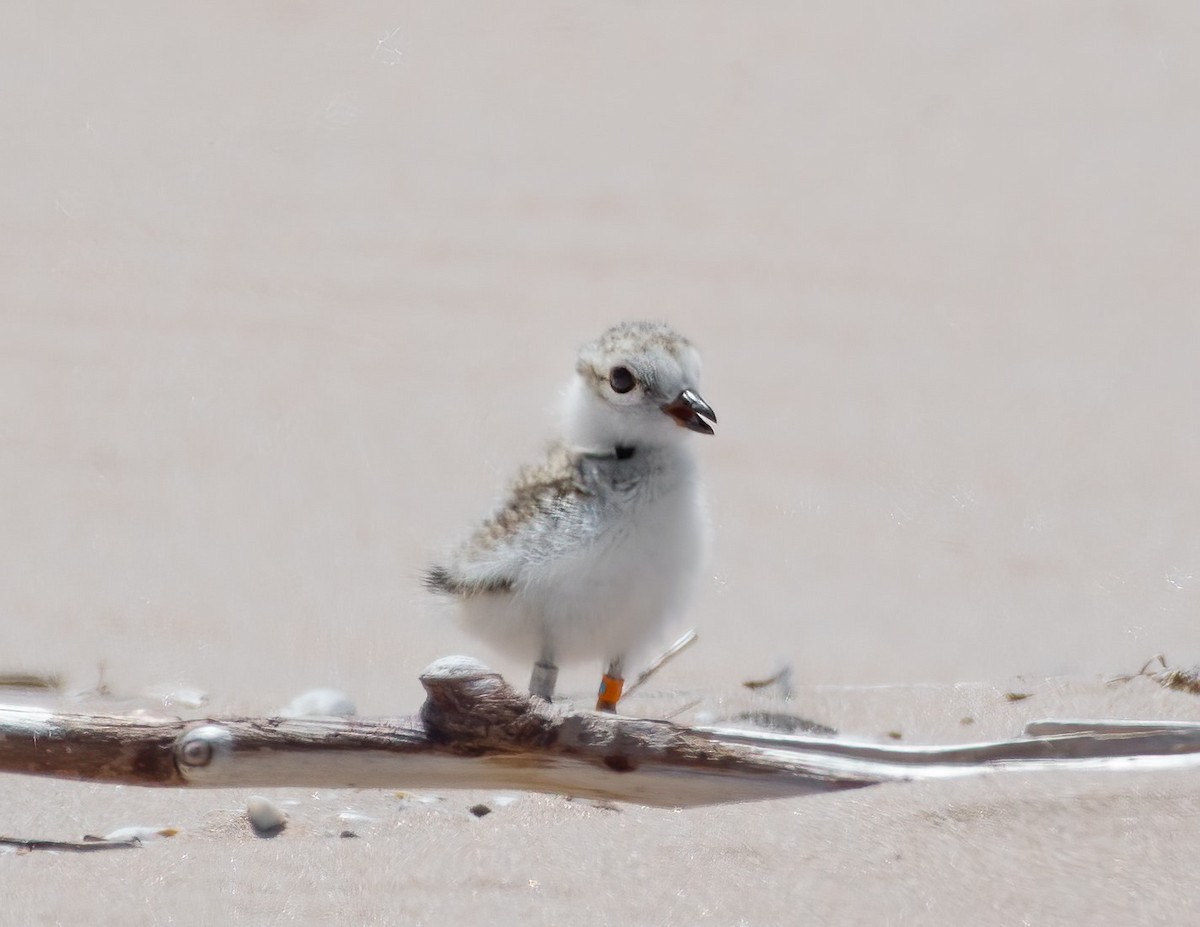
2,4,1199,924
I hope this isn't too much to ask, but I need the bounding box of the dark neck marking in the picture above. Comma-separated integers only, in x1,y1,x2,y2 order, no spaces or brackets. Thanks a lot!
580,444,638,461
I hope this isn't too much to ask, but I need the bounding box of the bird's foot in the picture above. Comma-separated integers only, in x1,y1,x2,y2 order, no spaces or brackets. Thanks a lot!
529,661,559,701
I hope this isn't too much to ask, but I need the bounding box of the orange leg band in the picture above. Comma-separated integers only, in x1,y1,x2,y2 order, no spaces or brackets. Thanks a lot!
595,674,624,713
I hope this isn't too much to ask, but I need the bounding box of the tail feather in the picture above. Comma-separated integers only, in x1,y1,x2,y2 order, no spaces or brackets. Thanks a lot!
423,565,513,596
423,566,458,594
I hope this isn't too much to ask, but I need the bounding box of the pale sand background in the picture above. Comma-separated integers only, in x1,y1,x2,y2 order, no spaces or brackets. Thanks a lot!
2,3,1199,924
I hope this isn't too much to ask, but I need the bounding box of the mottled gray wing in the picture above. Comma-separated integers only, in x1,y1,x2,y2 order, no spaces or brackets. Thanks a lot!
425,445,606,596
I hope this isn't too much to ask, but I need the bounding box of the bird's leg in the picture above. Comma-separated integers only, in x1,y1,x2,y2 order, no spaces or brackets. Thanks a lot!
529,651,558,701
595,656,625,713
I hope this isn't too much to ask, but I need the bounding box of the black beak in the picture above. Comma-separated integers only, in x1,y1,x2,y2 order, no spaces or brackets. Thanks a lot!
662,389,717,435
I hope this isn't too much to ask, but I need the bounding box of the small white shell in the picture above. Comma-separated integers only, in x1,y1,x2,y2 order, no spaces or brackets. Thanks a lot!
278,689,357,718
246,796,288,834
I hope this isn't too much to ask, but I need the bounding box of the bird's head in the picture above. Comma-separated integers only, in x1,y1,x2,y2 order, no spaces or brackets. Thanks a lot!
563,320,717,451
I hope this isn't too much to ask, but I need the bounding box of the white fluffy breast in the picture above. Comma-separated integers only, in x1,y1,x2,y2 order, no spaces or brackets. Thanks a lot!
458,448,708,666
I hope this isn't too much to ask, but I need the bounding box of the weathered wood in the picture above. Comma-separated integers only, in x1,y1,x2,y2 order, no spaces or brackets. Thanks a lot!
700,721,1200,764
0,707,184,785
1,658,1199,808
1024,719,1200,738
172,658,879,805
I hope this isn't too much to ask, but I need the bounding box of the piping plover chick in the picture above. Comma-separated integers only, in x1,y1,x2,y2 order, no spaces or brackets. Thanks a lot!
425,320,716,712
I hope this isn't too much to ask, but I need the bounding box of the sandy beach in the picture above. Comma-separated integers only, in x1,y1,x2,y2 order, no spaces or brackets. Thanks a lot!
2,3,1199,924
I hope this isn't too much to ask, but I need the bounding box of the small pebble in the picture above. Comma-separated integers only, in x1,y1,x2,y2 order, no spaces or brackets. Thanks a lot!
468,804,492,818
246,796,288,834
339,830,358,839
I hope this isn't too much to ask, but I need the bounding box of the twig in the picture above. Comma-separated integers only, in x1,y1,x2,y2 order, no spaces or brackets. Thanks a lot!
0,672,62,691
1107,654,1200,695
0,836,141,853
623,630,699,698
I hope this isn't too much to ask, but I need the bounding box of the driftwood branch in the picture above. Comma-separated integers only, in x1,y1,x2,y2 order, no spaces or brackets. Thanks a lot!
2,657,1199,808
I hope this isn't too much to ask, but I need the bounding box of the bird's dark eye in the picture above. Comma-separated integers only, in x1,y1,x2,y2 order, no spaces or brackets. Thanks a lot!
608,366,636,394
